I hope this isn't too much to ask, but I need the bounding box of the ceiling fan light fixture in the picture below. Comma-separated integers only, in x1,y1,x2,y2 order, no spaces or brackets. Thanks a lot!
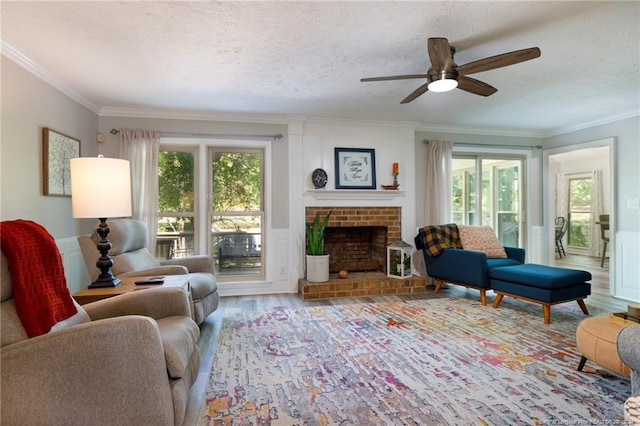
427,70,458,92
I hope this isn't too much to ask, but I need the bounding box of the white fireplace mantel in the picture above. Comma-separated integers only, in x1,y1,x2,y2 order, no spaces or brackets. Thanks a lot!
304,189,405,201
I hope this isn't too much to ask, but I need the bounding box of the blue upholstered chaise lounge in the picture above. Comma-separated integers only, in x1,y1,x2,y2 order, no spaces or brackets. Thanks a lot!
415,224,525,306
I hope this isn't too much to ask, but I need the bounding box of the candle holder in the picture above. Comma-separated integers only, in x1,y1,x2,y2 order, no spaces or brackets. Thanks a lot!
382,173,399,190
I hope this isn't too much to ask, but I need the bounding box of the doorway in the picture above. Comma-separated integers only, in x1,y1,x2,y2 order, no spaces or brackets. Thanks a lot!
543,139,614,296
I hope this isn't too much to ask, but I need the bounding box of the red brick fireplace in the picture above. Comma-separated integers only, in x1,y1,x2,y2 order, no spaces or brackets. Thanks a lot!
299,206,426,299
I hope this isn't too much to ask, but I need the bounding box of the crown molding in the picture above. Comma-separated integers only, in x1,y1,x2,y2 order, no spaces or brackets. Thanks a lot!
1,39,100,114
305,116,422,129
415,123,547,139
98,106,289,125
545,110,640,138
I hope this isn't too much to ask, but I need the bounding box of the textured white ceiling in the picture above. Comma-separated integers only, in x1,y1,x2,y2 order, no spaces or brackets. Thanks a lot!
1,1,639,135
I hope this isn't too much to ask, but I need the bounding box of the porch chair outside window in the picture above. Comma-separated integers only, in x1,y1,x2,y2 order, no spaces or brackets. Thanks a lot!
555,216,567,258
599,214,610,267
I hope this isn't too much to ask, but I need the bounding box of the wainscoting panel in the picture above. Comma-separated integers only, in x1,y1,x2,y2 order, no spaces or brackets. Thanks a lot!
530,226,543,264
615,231,640,302
55,236,90,294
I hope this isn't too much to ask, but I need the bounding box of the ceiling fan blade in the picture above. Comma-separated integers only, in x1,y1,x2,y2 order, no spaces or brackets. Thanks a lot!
457,76,497,97
428,38,454,70
400,82,430,104
361,74,428,82
456,47,541,76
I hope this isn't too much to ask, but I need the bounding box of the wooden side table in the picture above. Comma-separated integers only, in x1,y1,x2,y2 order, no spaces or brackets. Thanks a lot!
73,275,192,305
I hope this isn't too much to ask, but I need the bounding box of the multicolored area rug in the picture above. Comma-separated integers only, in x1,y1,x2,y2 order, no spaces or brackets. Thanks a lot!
197,298,629,425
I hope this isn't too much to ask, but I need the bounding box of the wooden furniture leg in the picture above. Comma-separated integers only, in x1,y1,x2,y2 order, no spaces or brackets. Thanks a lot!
577,299,589,315
479,289,487,306
434,279,444,294
577,356,587,371
492,293,504,308
542,304,551,324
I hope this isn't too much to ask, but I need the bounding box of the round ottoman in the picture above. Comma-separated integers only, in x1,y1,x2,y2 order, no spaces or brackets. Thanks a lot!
576,315,630,376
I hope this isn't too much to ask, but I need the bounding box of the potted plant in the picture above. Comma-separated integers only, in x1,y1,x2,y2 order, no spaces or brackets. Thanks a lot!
305,210,331,282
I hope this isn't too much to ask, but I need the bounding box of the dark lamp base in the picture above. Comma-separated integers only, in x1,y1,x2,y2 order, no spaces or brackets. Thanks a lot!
89,276,121,288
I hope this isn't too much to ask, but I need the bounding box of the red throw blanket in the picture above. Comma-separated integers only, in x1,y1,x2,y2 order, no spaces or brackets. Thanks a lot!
0,220,77,337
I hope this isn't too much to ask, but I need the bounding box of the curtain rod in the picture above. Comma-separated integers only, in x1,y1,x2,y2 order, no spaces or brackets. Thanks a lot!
423,139,542,150
110,129,283,140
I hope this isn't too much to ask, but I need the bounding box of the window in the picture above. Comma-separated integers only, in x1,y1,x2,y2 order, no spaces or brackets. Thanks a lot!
157,142,267,283
567,176,592,248
452,155,524,247
157,147,197,260
209,148,264,279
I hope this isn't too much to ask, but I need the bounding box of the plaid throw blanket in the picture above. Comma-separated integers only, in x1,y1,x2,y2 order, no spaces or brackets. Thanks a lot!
420,224,463,257
0,220,77,337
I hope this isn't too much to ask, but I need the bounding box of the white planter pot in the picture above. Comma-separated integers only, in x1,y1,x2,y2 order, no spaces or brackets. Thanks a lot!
306,254,330,283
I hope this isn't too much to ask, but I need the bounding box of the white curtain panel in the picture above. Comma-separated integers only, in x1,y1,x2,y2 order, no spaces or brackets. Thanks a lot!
555,173,568,220
119,129,160,250
423,140,453,225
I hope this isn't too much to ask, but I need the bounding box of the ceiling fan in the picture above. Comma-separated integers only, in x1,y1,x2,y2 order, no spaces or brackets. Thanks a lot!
361,37,541,104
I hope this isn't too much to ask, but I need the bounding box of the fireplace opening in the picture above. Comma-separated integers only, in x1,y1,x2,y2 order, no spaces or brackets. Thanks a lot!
324,226,387,273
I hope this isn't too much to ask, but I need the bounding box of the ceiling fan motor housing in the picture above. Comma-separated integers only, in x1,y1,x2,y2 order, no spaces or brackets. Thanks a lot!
427,69,459,92
427,68,458,83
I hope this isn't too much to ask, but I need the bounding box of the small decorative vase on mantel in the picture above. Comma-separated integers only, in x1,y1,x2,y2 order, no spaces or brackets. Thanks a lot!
305,210,331,283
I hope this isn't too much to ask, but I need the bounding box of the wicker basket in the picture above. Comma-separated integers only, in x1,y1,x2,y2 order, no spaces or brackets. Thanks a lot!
625,394,640,424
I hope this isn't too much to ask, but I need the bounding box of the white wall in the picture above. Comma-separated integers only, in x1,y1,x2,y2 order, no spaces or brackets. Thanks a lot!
1,57,99,239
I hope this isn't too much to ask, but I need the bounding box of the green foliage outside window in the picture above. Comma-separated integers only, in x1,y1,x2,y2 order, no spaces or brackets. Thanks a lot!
568,178,592,248
158,151,194,233
212,151,261,213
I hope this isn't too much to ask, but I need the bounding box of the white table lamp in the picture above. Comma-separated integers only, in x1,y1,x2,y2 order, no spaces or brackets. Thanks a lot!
70,156,132,288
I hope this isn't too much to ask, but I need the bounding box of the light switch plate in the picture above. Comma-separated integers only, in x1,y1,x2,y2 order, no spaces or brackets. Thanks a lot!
96,133,105,143
627,198,640,210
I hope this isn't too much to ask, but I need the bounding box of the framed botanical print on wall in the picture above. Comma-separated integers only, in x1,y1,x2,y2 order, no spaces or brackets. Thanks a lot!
43,127,81,196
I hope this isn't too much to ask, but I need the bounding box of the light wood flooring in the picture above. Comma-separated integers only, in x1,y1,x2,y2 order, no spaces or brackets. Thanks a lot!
182,254,630,425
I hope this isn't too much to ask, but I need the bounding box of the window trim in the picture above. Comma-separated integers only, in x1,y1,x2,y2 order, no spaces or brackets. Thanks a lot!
209,146,266,281
157,145,199,257
452,151,528,247
159,137,272,285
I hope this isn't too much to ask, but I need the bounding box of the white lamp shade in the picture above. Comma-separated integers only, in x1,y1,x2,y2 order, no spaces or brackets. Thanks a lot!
70,157,132,218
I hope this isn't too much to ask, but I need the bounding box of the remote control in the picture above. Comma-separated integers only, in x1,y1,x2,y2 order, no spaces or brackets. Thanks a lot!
134,277,165,285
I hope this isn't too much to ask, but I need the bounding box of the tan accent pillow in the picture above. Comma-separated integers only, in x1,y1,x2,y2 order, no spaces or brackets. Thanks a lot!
458,225,507,258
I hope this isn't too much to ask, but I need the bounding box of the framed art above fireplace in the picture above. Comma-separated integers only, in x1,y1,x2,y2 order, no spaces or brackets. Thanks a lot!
334,147,376,189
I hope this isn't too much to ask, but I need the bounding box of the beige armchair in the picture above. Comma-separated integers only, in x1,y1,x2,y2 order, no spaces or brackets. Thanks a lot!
78,218,219,324
1,250,200,426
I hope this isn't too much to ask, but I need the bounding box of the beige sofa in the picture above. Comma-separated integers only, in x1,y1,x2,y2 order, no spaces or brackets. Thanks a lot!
78,218,219,324
0,250,200,426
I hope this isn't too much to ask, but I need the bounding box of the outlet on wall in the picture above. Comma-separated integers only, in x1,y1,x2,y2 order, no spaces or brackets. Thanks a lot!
627,198,640,210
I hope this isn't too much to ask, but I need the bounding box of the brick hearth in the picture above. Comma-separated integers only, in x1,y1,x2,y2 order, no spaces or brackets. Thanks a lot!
298,272,427,300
